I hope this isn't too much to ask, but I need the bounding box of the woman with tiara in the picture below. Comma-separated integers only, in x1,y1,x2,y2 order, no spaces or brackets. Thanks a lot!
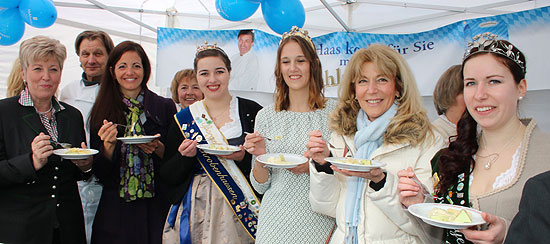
244,26,336,243
398,33,550,244
160,42,262,244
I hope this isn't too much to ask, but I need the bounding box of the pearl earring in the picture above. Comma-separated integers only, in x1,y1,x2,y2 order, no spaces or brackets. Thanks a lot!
519,96,524,101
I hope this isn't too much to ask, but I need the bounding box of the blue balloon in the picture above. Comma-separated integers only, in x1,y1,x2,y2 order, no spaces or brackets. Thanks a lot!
246,0,262,3
0,0,22,8
216,0,259,21
0,8,25,46
262,0,305,35
19,0,57,28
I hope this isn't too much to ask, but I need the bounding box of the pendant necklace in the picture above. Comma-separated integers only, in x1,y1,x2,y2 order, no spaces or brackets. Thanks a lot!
477,124,522,170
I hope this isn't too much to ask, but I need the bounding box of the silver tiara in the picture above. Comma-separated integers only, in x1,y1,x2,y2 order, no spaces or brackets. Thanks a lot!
463,32,525,74
196,41,227,57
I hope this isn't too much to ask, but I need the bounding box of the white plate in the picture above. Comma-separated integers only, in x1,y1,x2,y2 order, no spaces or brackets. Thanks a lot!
197,144,241,156
53,148,99,160
257,153,308,168
324,157,386,172
408,203,486,229
117,135,160,144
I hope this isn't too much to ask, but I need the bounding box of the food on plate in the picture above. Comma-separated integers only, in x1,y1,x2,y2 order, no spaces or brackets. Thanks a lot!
65,148,92,155
273,136,282,140
428,207,472,223
338,158,371,165
209,144,232,151
130,135,145,138
266,155,292,164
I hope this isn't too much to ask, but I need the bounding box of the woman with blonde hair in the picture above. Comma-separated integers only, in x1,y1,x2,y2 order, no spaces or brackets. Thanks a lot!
244,26,336,243
0,36,90,244
6,57,25,97
169,69,203,110
305,44,444,243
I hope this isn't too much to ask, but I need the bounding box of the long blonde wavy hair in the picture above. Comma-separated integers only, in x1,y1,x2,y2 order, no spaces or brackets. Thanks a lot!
329,44,433,146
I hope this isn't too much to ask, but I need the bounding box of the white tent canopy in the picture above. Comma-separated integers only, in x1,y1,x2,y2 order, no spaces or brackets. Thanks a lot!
2,0,550,91
51,0,550,38
1,0,549,130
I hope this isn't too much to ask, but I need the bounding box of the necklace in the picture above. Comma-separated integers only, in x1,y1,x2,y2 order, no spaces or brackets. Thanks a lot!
35,102,53,116
477,123,522,170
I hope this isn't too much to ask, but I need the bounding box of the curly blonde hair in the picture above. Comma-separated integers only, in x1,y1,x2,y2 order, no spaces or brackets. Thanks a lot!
329,44,432,146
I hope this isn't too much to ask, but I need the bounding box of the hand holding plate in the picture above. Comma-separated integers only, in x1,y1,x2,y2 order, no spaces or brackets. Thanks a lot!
331,165,385,183
288,162,310,175
71,142,93,172
459,212,506,244
136,134,162,154
219,145,246,161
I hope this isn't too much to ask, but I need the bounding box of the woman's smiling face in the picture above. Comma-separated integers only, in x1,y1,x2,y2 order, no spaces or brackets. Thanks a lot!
114,51,143,98
463,53,526,131
354,61,398,121
195,56,230,100
279,40,311,93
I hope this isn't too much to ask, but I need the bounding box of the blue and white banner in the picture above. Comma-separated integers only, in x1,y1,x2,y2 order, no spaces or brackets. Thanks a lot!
157,6,550,96
157,28,279,93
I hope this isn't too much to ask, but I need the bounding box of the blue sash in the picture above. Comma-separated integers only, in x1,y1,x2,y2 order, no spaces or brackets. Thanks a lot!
173,102,260,240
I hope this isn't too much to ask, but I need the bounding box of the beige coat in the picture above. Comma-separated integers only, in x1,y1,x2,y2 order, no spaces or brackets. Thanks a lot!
473,119,550,223
309,131,445,244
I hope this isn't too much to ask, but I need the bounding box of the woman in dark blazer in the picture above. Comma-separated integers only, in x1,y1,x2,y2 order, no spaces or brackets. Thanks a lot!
0,36,90,244
88,41,176,244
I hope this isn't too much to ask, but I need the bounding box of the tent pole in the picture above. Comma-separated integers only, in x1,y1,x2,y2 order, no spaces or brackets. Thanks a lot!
85,0,156,33
320,0,353,32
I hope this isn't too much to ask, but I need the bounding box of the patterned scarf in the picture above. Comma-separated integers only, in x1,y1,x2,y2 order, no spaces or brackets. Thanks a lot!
344,103,397,244
120,93,155,202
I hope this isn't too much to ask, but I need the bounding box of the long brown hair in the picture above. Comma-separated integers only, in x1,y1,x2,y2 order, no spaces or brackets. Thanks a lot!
88,41,151,135
436,40,527,194
274,36,325,111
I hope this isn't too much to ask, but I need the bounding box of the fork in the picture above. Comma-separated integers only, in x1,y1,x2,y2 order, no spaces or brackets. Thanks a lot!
327,141,343,150
409,176,442,201
244,132,273,141
50,140,72,149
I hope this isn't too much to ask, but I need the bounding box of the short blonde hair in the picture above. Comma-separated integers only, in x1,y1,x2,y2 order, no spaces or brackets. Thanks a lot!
19,36,66,71
6,58,24,97
329,44,432,146
170,69,196,103
433,65,463,115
